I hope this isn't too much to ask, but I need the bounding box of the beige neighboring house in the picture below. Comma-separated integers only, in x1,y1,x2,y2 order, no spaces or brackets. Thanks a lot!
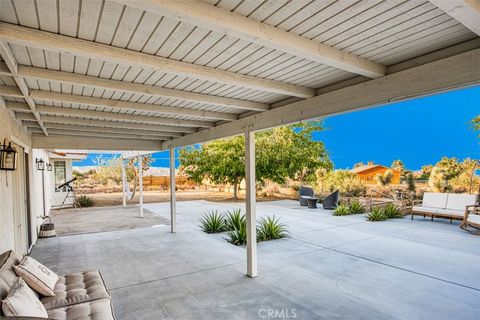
48,152,87,208
352,164,402,185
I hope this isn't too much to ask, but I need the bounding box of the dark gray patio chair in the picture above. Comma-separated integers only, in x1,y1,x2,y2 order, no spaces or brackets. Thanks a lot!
299,186,314,206
322,190,339,210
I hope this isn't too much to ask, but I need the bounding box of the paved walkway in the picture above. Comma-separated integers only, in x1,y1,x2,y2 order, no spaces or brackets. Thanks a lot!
32,200,480,320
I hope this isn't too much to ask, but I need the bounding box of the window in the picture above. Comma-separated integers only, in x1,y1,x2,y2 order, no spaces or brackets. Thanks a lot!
54,161,66,192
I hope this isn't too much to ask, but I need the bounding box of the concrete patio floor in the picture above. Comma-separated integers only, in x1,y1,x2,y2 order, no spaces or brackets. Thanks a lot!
31,200,479,320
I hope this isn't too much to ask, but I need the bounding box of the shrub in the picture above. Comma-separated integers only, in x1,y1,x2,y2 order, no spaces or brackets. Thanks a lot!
225,222,247,246
224,208,246,231
367,208,387,221
349,201,365,214
257,216,289,241
333,204,350,216
383,203,403,219
76,195,94,207
320,170,366,197
200,210,226,233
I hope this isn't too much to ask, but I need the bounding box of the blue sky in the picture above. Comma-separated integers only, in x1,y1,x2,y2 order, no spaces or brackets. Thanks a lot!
75,86,479,170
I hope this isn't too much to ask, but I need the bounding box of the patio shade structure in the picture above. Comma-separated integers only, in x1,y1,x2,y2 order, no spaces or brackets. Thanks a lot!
1,0,479,278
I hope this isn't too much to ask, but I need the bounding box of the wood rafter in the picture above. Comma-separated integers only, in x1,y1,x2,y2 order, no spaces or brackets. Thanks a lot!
0,63,269,112
0,41,48,135
428,0,480,36
114,0,386,78
0,22,315,98
7,102,214,128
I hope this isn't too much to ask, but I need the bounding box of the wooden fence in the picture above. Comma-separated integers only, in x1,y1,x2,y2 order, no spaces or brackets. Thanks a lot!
142,176,196,190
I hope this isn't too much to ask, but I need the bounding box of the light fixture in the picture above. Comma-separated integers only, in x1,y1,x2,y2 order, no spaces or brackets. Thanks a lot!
46,163,53,171
36,158,45,171
0,139,18,171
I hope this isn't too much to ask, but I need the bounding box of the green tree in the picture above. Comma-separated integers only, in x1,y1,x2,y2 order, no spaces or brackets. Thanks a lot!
472,115,480,136
179,121,332,199
420,165,433,180
320,170,366,196
391,160,404,171
375,170,393,187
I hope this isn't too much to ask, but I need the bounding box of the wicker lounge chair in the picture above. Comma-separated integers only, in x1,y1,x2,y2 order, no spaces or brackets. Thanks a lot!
322,190,339,210
299,186,314,206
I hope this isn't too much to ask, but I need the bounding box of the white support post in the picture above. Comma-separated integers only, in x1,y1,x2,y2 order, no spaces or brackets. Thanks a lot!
245,130,257,278
169,147,176,233
138,155,143,218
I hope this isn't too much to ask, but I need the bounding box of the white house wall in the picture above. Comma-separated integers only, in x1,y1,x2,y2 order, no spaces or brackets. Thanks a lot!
0,103,51,255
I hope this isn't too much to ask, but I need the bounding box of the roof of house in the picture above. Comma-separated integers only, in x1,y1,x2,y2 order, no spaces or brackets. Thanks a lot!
352,165,400,174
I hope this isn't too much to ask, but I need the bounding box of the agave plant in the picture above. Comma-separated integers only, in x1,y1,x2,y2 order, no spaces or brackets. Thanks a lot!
224,208,246,231
199,210,226,233
225,222,247,246
333,204,350,216
383,203,403,219
257,216,290,241
349,200,365,214
366,207,387,221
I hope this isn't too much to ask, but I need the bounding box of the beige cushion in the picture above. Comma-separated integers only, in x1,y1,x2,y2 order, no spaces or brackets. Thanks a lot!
412,206,438,213
2,278,48,318
434,208,464,218
41,270,111,310
47,298,115,320
446,194,477,211
422,192,448,208
14,256,59,297
0,250,20,316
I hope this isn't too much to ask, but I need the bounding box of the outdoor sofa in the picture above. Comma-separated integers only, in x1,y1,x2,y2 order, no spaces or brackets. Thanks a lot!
411,192,478,224
0,250,115,319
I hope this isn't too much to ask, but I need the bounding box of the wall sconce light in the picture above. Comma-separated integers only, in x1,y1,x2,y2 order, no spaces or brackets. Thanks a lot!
46,163,53,171
0,139,18,171
36,158,45,171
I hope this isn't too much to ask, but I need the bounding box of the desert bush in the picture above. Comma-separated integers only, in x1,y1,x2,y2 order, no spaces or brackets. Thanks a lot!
383,203,403,219
257,216,289,241
225,222,247,246
77,195,94,207
367,208,387,221
224,208,246,231
333,204,350,216
349,201,365,214
320,170,366,197
200,210,226,233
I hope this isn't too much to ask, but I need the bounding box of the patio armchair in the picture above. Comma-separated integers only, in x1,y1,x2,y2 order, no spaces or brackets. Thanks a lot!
0,250,115,319
322,190,339,210
460,205,480,231
299,186,314,206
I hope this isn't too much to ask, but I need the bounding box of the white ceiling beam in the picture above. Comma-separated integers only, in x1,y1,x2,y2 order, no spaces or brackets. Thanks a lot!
7,102,213,128
116,0,386,78
0,22,314,98
29,129,167,141
0,41,48,135
32,135,163,151
15,113,195,133
25,122,183,138
0,86,237,121
163,49,480,149
4,64,268,112
428,0,480,36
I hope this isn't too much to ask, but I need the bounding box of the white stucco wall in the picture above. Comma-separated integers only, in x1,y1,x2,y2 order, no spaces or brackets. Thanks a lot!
0,105,51,255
